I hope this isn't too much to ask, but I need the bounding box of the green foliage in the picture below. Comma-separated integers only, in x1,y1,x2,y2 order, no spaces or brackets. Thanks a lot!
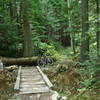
33,40,60,59
0,0,22,57
15,97,22,100
0,0,99,99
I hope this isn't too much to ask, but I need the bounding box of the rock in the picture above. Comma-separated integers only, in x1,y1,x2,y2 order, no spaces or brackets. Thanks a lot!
62,96,67,100
58,96,67,100
0,60,3,70
6,65,18,70
49,90,59,100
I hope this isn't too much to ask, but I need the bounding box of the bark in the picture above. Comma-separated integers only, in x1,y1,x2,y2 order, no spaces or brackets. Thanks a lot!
96,0,100,60
80,0,89,62
9,0,17,20
60,33,71,47
0,57,38,66
23,0,33,57
70,33,76,54
67,0,76,54
95,0,100,86
59,25,71,47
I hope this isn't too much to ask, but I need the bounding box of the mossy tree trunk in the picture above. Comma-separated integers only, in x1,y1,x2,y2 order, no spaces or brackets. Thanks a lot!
0,57,38,65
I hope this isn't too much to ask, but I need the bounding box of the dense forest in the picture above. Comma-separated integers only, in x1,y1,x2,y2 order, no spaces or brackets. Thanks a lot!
0,0,100,100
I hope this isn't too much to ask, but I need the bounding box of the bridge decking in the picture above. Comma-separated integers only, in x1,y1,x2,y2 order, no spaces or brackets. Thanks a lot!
10,66,58,100
13,66,56,100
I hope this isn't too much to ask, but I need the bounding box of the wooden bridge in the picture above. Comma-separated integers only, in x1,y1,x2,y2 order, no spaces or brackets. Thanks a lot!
13,66,58,100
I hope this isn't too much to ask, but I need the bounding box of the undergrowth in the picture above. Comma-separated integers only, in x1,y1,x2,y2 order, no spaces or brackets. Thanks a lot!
44,48,100,100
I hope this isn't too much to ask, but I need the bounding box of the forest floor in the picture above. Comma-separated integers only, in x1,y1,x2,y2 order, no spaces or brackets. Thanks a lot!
0,66,18,100
0,66,59,100
0,55,100,100
43,55,100,100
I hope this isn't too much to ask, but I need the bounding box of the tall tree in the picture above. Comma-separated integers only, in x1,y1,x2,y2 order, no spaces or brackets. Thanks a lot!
80,0,89,62
96,0,100,60
94,0,100,85
23,0,33,57
67,0,76,54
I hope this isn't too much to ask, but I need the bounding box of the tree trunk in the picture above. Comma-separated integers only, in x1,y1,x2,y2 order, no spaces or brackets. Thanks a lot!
67,0,76,55
70,33,76,54
23,0,33,57
80,0,89,62
0,57,38,65
96,0,100,60
60,32,71,47
95,0,100,86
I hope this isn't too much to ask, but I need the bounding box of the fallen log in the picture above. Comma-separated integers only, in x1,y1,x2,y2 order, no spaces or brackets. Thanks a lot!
0,56,38,65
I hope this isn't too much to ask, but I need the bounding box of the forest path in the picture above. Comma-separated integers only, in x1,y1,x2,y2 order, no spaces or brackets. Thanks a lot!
13,66,56,100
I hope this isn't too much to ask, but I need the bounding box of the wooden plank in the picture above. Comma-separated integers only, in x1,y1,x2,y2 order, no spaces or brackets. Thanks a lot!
21,73,39,75
21,77,40,79
19,89,49,94
22,67,37,71
20,81,45,85
21,70,38,73
21,79,43,83
21,75,40,78
20,87,49,93
21,74,39,76
36,66,53,88
20,87,50,94
21,72,36,74
20,84,31,88
20,84,47,88
14,66,21,90
21,77,42,81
